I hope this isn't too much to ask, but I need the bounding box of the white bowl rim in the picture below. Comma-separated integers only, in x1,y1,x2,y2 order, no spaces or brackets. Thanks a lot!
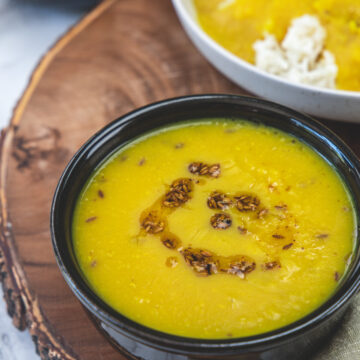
172,0,360,99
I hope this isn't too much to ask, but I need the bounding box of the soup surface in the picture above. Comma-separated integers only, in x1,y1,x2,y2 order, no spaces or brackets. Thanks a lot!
194,0,360,91
73,120,354,339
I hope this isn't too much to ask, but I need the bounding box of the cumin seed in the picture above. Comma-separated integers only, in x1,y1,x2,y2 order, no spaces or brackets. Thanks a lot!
282,243,293,250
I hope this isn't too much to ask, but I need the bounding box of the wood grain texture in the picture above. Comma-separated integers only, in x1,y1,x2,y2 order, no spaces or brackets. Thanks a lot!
0,0,242,358
1,0,360,359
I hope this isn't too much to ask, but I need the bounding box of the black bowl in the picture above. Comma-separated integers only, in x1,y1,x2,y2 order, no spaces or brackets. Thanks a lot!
51,95,360,360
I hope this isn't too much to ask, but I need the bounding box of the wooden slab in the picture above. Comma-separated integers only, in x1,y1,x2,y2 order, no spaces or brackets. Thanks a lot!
1,0,360,359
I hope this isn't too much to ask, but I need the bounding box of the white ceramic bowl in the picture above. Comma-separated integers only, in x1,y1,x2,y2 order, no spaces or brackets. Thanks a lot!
172,0,360,122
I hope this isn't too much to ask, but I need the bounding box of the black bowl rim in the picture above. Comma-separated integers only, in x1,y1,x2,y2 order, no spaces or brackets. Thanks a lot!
51,94,360,355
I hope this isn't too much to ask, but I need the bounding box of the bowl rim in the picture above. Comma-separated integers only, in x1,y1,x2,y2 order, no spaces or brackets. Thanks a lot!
171,0,360,99
51,94,360,355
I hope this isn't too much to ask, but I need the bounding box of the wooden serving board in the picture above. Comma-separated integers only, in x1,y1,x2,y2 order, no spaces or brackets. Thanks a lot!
1,0,360,359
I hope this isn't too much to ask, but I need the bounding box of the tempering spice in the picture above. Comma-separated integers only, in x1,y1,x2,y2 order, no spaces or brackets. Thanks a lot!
166,257,179,268
263,261,281,270
282,243,293,250
163,178,193,208
136,172,261,279
226,257,256,278
138,157,146,166
136,162,326,281
275,204,287,211
161,235,181,250
207,191,232,210
316,233,329,239
163,190,189,208
141,211,165,234
188,162,221,178
180,248,256,278
268,183,277,192
181,248,217,276
272,234,285,239
210,213,232,229
237,226,247,235
235,195,260,212
257,208,269,219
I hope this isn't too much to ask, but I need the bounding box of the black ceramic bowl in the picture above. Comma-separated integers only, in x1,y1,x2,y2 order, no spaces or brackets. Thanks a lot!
51,95,360,360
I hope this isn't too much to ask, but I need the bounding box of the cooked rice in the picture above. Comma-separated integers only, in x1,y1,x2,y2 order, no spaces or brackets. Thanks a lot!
253,15,338,89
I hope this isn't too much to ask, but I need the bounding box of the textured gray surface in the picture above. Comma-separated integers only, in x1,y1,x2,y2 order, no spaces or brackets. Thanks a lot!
0,0,87,358
313,297,360,359
0,0,91,127
0,294,36,359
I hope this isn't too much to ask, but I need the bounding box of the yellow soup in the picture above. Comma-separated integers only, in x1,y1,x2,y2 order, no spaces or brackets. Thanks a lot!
73,120,355,339
194,0,360,91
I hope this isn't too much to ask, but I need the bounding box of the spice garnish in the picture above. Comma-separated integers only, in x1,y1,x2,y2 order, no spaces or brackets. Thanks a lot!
235,195,260,212
175,143,184,149
161,235,181,250
98,190,104,198
188,162,207,175
268,183,277,192
334,271,340,282
188,162,221,178
272,234,284,239
166,257,179,268
138,157,146,166
163,190,190,208
181,248,217,276
237,226,247,235
257,208,268,219
207,191,232,210
282,243,293,250
275,204,287,210
210,213,232,230
263,261,281,270
316,233,329,239
141,211,165,234
223,256,256,278
90,260,97,268
208,164,221,178
181,248,256,279
85,216,97,223
170,178,193,193
135,173,303,281
163,178,193,208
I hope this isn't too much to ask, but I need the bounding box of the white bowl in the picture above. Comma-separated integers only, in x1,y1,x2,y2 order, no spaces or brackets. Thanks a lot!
172,0,360,122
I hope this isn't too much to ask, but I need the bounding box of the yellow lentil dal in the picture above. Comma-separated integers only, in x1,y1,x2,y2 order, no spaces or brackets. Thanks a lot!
73,120,355,339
